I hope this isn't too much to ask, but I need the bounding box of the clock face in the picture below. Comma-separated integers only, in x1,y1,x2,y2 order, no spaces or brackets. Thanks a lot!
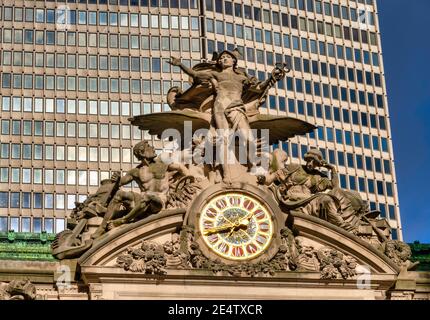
199,193,274,261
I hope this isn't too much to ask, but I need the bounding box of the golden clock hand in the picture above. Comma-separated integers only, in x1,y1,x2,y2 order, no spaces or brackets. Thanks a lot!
221,214,234,224
212,213,254,237
237,210,255,227
204,211,254,236
244,210,255,221
226,218,251,238
226,227,235,238
204,222,236,236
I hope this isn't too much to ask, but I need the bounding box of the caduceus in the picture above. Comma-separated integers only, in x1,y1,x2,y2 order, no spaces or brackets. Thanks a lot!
258,62,291,106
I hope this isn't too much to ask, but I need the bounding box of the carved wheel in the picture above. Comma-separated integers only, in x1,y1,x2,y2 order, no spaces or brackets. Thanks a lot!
188,185,283,265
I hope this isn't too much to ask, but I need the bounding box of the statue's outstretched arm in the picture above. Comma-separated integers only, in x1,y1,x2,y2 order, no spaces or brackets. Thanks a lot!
118,168,137,186
252,63,290,93
168,162,190,176
330,167,339,189
321,161,339,189
168,56,213,83
257,172,278,186
168,56,197,77
254,78,272,92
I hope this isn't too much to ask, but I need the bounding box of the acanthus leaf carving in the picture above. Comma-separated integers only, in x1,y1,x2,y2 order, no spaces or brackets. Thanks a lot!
117,241,168,275
116,226,358,280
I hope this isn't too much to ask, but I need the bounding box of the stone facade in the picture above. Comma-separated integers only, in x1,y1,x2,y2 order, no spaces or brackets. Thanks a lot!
1,220,429,300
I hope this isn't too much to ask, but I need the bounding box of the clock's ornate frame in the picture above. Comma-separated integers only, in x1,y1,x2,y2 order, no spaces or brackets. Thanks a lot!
186,183,285,265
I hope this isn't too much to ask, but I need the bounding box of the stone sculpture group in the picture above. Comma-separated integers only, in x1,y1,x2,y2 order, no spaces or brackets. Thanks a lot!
51,50,415,277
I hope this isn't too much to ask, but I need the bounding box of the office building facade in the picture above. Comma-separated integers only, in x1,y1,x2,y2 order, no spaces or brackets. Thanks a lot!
0,0,402,240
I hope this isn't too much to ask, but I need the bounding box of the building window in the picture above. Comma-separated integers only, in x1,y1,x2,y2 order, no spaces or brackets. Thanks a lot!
0,217,7,232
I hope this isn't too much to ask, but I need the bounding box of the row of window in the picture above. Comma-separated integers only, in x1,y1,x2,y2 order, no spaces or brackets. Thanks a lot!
4,210,398,238
1,8,377,50
0,188,145,212
0,51,200,73
315,127,389,153
1,7,199,30
270,98,387,131
207,0,375,28
283,0,375,13
0,0,198,15
0,1,376,27
0,168,138,186
0,73,188,95
286,37,379,67
208,34,380,68
0,168,146,187
0,70,385,106
0,190,119,211
0,28,201,52
0,132,390,172
287,57,382,87
1,120,146,140
0,144,138,163
0,215,65,234
281,76,383,109
0,97,171,116
0,210,397,237
293,78,381,108
303,127,389,153
207,12,378,50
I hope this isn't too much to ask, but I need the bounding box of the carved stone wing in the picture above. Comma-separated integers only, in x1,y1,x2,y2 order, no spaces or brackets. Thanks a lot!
249,114,316,145
168,84,214,112
129,110,211,139
130,112,315,145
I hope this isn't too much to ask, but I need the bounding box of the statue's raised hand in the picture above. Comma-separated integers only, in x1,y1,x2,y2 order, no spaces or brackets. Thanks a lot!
321,160,336,171
272,67,285,81
110,171,121,182
168,56,181,66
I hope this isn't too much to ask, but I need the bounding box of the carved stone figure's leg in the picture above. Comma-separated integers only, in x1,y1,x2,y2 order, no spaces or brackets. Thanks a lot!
213,98,233,184
215,129,233,184
107,193,164,229
317,195,357,232
226,106,258,173
91,191,134,239
213,98,230,131
237,122,256,171
206,165,217,184
106,192,143,229
134,194,164,220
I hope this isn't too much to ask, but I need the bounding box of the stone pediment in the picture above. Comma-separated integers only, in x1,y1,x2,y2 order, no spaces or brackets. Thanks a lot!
74,185,401,300
75,184,401,301
78,210,398,274
78,185,398,277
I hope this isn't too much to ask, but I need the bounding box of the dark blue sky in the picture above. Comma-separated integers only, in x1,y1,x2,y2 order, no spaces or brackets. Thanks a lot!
378,0,430,242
